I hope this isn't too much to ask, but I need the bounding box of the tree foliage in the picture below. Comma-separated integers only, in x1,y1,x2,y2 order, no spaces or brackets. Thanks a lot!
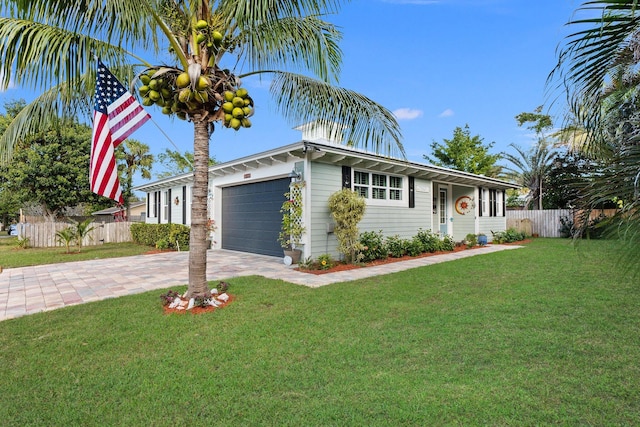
4,122,109,220
424,124,501,177
155,149,216,178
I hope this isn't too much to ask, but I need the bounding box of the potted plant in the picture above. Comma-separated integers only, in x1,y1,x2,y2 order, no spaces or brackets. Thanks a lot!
278,182,305,263
477,233,488,246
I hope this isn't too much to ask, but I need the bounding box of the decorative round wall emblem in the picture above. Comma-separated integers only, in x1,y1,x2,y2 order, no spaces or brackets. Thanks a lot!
455,196,474,215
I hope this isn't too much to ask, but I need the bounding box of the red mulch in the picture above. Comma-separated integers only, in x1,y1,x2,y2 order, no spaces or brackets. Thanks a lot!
162,294,235,315
296,240,532,275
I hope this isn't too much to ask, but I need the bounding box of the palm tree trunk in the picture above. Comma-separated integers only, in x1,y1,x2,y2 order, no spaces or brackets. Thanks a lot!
186,116,211,298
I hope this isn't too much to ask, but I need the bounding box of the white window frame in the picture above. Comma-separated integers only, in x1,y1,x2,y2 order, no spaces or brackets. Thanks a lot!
163,190,169,222
353,170,405,206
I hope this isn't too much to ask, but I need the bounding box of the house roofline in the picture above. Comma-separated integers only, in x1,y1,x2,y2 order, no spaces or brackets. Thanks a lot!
135,140,518,192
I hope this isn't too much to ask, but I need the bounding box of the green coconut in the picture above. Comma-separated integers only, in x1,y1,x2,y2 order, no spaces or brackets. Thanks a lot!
196,76,211,91
241,118,252,128
212,31,223,46
195,20,208,30
236,88,248,98
230,118,241,130
178,89,192,103
139,85,149,96
148,90,161,101
176,72,190,89
224,91,235,102
222,102,234,113
232,107,244,119
232,97,245,107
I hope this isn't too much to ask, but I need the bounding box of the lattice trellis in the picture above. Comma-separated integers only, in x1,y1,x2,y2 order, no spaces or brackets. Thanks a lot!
288,183,304,228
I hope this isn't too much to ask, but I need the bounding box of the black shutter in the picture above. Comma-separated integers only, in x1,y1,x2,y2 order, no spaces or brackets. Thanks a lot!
182,186,187,224
409,176,415,208
167,189,172,223
147,193,150,220
502,190,506,217
342,166,352,189
156,191,161,224
478,188,483,217
489,189,496,217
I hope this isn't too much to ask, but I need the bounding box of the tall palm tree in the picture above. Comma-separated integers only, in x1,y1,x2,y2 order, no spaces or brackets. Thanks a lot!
502,141,555,210
0,0,403,297
116,139,154,218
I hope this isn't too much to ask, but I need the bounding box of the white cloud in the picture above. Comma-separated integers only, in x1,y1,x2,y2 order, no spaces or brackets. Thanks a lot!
438,108,454,118
393,108,423,120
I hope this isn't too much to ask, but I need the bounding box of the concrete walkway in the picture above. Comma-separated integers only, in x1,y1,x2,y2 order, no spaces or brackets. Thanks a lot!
0,245,521,321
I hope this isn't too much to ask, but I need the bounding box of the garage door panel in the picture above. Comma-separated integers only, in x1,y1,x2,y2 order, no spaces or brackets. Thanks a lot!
221,178,290,256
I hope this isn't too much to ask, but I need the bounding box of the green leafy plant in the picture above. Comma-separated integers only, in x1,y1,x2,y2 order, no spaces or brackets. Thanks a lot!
73,218,95,253
359,230,387,262
278,182,305,249
316,253,334,270
440,235,456,251
328,189,366,264
15,236,30,249
156,239,170,250
415,228,442,253
465,233,478,248
407,237,425,256
55,227,76,254
491,228,526,244
385,235,407,258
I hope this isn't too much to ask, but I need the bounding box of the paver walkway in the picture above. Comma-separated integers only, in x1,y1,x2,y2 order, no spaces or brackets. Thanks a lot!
0,245,522,321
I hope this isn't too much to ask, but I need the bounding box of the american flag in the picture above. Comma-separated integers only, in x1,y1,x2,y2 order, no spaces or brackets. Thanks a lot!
91,59,150,203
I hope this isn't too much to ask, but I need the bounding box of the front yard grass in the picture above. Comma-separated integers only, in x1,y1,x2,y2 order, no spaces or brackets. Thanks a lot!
1,238,638,425
0,237,154,268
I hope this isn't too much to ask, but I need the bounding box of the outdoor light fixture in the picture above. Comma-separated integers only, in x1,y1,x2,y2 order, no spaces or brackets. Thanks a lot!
288,169,301,181
174,196,179,205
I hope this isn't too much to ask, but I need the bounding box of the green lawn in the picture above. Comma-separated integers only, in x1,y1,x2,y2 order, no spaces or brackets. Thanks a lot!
0,236,154,268
1,238,638,425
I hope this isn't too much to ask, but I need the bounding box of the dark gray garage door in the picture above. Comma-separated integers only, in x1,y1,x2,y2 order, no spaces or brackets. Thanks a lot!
221,178,291,257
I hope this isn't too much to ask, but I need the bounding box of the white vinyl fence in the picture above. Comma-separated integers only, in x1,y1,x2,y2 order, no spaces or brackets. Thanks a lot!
16,221,133,248
506,209,572,238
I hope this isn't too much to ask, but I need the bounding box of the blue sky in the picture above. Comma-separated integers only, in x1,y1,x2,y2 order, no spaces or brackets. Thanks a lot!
1,0,583,186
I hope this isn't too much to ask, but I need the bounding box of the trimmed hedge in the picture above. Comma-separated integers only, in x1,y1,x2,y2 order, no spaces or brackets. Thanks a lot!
130,223,190,250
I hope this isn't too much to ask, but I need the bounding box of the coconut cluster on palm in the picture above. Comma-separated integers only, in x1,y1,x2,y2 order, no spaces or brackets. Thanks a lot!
136,17,253,130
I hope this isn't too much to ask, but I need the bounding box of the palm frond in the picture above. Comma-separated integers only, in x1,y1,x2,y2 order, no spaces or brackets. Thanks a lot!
217,0,342,25
235,15,342,83
551,1,640,141
269,71,404,158
0,17,141,91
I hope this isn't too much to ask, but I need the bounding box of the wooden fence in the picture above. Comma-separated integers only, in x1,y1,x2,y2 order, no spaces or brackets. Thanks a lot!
16,221,133,248
506,209,572,238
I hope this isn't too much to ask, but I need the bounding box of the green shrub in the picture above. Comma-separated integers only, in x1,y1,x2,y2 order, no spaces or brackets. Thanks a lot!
465,233,478,248
440,235,456,251
385,235,407,258
406,237,425,257
415,228,441,253
359,230,387,262
491,228,526,243
131,223,190,249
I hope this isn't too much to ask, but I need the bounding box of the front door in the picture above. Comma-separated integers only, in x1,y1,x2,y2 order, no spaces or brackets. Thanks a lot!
439,188,448,236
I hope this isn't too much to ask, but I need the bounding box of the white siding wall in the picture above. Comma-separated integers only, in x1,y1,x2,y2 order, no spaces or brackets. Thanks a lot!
308,162,435,259
451,185,475,241
478,217,506,241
